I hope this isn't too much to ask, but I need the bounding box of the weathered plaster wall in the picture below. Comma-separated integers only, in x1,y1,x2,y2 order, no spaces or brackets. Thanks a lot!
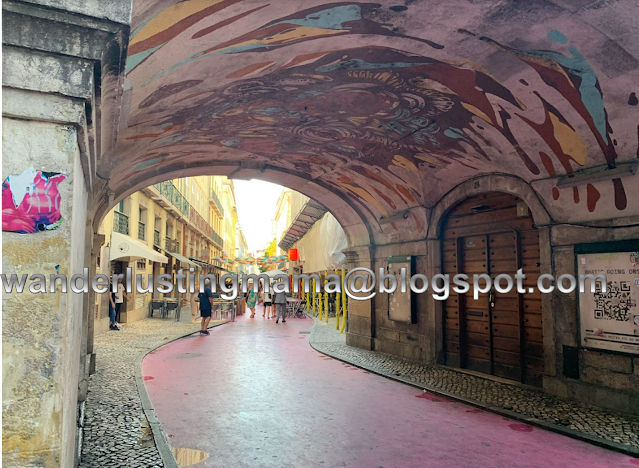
2,1,131,465
2,118,83,467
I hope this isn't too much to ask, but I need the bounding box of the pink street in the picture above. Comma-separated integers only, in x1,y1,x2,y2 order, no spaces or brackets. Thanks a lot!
143,309,636,468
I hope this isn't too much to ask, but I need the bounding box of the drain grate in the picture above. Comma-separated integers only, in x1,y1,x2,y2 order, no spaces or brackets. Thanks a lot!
299,331,311,334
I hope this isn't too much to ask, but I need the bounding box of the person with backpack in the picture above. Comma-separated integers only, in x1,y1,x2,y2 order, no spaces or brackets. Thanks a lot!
198,278,214,335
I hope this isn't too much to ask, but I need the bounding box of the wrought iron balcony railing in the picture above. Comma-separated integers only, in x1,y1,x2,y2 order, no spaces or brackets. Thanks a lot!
113,211,129,235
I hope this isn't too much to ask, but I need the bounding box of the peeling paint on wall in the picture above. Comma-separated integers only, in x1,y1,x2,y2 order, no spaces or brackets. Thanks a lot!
2,169,66,234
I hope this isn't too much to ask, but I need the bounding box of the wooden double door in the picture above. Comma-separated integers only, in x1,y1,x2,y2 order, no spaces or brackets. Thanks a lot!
441,193,544,386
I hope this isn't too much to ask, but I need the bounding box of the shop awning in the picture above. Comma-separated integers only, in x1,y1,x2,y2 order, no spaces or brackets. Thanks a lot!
154,245,199,267
278,199,327,251
110,231,168,263
189,258,209,269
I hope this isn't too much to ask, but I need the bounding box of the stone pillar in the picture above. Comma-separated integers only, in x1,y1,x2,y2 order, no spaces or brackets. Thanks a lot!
343,245,375,350
2,2,130,466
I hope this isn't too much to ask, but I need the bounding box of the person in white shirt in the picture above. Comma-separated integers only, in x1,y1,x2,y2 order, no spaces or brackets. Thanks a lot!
111,278,128,329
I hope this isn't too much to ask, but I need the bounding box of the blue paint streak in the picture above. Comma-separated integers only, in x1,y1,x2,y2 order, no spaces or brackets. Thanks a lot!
271,5,361,30
157,136,184,144
444,127,468,141
315,58,431,72
505,45,607,143
547,30,568,44
141,5,363,85
126,45,163,74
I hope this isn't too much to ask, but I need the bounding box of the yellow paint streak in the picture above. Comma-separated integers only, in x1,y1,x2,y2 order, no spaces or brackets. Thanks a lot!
337,183,389,217
131,0,224,45
549,113,587,165
461,102,492,124
213,27,346,54
415,154,445,167
393,155,426,173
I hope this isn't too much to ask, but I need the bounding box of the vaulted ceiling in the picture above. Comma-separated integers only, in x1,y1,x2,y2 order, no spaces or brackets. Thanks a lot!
101,0,639,243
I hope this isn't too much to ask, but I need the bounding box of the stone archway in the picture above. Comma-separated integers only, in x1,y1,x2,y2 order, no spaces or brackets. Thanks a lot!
426,175,554,383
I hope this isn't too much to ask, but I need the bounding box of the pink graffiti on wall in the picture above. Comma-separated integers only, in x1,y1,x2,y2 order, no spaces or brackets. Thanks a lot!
2,168,66,234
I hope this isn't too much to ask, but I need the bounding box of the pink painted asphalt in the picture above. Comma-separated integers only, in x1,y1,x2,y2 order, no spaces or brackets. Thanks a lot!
143,308,636,468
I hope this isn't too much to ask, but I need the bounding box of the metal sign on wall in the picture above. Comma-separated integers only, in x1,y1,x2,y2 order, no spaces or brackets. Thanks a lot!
577,251,639,355
387,256,415,324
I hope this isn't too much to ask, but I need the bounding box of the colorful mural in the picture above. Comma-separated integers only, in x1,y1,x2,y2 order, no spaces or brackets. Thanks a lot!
2,169,66,234
115,0,639,228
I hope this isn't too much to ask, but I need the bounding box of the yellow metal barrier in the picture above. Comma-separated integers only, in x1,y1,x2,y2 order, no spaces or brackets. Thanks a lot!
340,269,346,333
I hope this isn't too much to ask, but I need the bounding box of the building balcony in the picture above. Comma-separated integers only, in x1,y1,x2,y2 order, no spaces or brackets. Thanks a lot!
113,211,129,235
209,189,225,218
138,222,146,241
154,230,160,246
144,181,224,250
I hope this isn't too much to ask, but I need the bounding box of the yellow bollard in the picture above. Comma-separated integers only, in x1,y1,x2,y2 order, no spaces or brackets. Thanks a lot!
324,286,329,323
340,269,346,333
312,278,316,316
335,275,341,330
318,277,323,320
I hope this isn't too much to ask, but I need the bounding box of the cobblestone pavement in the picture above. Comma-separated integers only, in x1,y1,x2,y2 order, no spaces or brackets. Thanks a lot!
79,308,227,468
309,314,639,453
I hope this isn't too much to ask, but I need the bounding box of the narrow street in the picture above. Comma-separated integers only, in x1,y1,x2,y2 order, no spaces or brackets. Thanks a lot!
142,306,634,468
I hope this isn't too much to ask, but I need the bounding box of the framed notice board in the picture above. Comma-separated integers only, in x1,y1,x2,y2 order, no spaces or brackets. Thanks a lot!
387,256,415,324
577,248,639,355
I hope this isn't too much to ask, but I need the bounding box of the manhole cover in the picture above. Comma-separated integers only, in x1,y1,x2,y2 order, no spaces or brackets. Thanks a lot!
299,331,311,334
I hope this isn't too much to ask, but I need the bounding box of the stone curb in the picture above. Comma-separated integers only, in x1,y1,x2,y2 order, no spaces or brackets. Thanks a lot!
306,315,639,458
134,321,231,468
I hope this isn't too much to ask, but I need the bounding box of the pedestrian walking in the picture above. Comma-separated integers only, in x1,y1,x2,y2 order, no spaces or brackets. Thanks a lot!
274,282,287,324
111,278,128,330
198,278,214,335
108,288,119,331
263,283,274,318
246,280,258,318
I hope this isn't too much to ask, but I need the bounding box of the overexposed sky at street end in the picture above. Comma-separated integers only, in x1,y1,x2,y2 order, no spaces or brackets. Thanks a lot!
234,179,283,253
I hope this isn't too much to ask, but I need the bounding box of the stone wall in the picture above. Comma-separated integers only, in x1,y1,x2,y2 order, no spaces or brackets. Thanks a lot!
2,1,130,465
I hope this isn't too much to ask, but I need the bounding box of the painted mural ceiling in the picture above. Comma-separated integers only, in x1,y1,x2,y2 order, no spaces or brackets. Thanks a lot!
111,0,639,229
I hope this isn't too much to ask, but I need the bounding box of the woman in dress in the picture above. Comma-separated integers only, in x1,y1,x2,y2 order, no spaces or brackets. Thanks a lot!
246,280,258,318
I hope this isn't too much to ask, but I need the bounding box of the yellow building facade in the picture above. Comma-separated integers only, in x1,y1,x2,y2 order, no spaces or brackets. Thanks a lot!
96,175,239,333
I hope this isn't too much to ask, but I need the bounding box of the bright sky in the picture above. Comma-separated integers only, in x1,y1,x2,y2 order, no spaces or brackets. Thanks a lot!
234,179,283,253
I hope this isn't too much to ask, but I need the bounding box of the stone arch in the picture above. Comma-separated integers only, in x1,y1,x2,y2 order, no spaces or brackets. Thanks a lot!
92,163,374,249
427,174,553,240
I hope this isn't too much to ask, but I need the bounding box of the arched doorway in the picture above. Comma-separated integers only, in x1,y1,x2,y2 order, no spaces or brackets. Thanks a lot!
441,192,544,386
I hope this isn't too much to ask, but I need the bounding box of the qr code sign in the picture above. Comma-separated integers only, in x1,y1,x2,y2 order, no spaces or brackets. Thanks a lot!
594,281,635,321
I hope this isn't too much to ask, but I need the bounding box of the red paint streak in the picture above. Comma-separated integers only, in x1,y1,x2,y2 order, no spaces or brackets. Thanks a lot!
280,51,336,70
126,133,164,140
144,376,154,381
191,5,268,40
508,423,534,433
129,0,246,55
539,151,556,177
613,178,627,210
183,393,188,395
628,458,639,466
573,186,580,204
586,183,601,212
226,61,275,79
552,187,560,200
